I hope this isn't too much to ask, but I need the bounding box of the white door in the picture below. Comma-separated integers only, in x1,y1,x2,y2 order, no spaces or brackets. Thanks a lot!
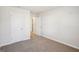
10,9,30,42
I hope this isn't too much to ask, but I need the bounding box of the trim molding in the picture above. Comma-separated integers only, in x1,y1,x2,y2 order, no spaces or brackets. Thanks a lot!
40,34,79,50
0,38,30,47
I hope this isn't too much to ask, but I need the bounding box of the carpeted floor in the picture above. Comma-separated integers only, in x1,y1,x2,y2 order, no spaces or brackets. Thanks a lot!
0,34,79,52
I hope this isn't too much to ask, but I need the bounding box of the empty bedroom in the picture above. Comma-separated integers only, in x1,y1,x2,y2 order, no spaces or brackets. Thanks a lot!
0,6,79,52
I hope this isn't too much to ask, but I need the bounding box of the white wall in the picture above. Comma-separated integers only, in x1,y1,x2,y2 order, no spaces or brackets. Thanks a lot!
40,7,79,49
0,7,31,47
0,7,12,47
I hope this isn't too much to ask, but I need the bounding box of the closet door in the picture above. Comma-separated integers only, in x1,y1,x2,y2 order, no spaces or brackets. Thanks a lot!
10,8,30,42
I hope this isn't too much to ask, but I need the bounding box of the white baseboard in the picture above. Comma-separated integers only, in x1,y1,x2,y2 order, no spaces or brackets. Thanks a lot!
40,34,79,50
0,38,30,47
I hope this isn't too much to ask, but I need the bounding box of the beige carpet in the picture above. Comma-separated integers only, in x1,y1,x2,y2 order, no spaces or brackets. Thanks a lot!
0,34,79,52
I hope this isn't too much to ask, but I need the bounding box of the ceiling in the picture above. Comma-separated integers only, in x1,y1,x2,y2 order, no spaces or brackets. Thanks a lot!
18,6,57,14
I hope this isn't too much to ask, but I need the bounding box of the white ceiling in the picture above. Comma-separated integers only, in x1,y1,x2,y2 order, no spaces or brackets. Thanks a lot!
18,6,57,14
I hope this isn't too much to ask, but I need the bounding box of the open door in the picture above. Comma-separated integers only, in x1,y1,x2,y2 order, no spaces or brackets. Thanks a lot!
31,16,42,37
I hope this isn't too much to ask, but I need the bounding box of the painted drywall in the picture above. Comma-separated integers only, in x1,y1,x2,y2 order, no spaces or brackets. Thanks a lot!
0,7,12,47
40,7,79,49
0,7,31,47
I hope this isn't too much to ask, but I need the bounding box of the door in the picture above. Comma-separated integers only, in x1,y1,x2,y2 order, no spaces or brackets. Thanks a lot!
32,16,42,35
10,9,29,42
